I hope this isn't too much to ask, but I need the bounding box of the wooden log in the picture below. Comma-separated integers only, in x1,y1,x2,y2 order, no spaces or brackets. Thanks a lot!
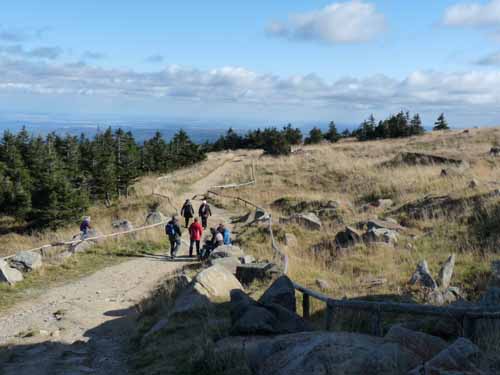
303,293,310,320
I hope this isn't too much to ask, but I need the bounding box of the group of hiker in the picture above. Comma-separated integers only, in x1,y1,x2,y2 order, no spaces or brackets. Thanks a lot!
165,199,231,259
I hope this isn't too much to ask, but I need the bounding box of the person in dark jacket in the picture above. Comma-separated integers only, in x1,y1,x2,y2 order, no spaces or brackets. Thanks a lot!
180,199,195,228
198,200,212,229
80,216,92,239
165,216,182,259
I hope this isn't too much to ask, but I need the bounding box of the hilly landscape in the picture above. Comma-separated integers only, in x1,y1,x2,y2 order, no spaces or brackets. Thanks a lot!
0,126,499,374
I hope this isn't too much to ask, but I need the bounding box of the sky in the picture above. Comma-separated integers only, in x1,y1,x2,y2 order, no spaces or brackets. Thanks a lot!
3,1,500,128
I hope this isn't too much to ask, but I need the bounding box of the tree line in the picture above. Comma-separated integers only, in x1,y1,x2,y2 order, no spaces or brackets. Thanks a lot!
0,127,205,230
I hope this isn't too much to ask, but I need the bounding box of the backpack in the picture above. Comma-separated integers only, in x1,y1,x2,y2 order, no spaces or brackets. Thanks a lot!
166,222,176,237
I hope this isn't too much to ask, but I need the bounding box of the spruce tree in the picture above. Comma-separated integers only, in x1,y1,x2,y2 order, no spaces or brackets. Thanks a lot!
410,114,425,135
282,124,303,145
433,113,449,131
305,127,324,144
325,121,340,143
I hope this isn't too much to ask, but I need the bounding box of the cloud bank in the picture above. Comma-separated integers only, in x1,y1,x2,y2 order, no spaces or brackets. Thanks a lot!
267,1,387,44
443,0,500,27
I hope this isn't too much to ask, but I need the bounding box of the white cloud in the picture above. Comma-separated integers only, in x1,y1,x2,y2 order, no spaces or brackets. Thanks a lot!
443,0,500,27
2,56,500,120
0,44,62,60
267,1,387,44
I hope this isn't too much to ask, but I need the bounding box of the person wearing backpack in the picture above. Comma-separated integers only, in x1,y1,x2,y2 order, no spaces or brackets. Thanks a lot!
80,216,92,239
188,217,203,258
165,216,182,259
180,199,195,228
198,200,212,229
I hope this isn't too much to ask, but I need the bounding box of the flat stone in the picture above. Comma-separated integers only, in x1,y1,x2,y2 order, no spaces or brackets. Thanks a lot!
210,256,241,274
209,245,245,260
10,251,43,272
363,228,399,246
240,255,256,264
0,259,23,285
236,263,274,285
279,213,322,231
367,219,405,232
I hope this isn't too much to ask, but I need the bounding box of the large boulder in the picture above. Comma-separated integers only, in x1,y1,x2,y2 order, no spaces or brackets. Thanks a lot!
216,331,423,375
236,263,275,285
0,259,23,285
210,257,241,274
279,213,322,231
209,245,245,260
69,229,102,253
438,254,455,289
258,275,296,313
366,219,405,232
409,260,438,290
385,325,448,362
145,211,166,225
230,290,309,335
409,338,483,375
172,265,243,315
9,251,42,272
335,226,363,248
363,228,399,246
195,264,244,299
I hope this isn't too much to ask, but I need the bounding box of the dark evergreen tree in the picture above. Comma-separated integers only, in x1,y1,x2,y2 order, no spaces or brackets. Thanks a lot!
304,127,324,145
410,114,425,135
282,124,303,145
325,121,340,143
433,113,449,131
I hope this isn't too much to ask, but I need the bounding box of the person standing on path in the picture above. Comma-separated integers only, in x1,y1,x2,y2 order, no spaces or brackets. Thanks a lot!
165,216,182,259
180,199,195,228
80,216,92,239
198,200,212,229
188,217,203,258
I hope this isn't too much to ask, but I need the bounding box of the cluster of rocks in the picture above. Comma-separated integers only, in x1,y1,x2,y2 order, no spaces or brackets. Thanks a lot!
490,147,500,156
279,212,322,231
384,151,469,168
334,218,405,248
409,255,462,305
361,198,394,212
272,197,348,224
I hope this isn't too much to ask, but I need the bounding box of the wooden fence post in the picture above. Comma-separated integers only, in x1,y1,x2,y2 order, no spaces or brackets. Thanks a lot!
303,293,310,320
326,304,334,331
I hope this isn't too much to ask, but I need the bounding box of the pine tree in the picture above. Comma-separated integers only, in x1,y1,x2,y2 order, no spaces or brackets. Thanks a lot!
433,113,449,131
115,129,140,197
410,114,425,135
305,127,324,144
282,124,303,145
142,131,168,172
91,128,117,202
325,121,340,143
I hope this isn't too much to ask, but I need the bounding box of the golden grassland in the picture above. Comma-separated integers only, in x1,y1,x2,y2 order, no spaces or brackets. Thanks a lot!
224,128,500,307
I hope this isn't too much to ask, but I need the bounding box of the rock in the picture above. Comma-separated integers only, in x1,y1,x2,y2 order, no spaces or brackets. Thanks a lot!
279,213,322,231
442,287,461,304
316,279,331,290
171,283,214,315
385,152,469,168
210,257,241,274
217,331,423,375
209,245,245,260
385,325,448,362
254,208,269,222
490,147,500,156
236,263,275,285
69,240,94,254
284,233,298,248
366,219,405,232
145,211,166,225
363,228,399,246
230,290,309,335
0,259,23,285
409,338,483,375
240,255,256,264
112,219,134,232
335,226,363,248
437,254,455,289
469,179,479,188
440,169,448,177
427,290,445,306
409,260,438,290
258,275,296,313
9,251,42,272
142,319,169,342
195,264,244,299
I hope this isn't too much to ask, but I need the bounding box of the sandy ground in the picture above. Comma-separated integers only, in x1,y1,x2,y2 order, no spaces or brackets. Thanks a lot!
0,155,241,375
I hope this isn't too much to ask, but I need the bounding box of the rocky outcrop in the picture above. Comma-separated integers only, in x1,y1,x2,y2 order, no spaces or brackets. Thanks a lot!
9,251,42,272
363,228,399,246
210,256,241,274
216,331,423,375
438,254,455,289
366,219,405,232
0,259,23,285
272,198,347,223
145,211,166,225
236,263,275,285
384,152,469,168
335,226,363,248
209,245,245,260
409,338,484,375
172,265,243,315
258,276,296,313
409,260,438,289
230,290,309,335
279,213,322,231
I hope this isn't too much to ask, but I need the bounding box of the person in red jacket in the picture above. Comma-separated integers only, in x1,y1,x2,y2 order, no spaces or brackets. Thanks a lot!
188,217,204,258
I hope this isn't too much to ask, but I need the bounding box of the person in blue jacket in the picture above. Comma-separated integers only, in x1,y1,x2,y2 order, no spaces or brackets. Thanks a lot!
217,223,231,245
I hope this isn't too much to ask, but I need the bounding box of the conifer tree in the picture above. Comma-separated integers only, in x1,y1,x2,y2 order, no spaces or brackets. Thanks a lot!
325,121,340,143
305,127,324,144
433,113,449,131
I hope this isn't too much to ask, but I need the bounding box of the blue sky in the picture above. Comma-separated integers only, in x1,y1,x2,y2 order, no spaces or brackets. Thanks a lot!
3,0,500,128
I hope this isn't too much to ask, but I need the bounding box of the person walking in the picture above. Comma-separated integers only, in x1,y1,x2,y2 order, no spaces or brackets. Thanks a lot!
80,216,92,239
188,217,203,258
198,200,212,229
165,216,182,259
180,199,195,228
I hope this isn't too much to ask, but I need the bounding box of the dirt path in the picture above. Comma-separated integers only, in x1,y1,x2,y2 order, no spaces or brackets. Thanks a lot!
0,155,243,375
